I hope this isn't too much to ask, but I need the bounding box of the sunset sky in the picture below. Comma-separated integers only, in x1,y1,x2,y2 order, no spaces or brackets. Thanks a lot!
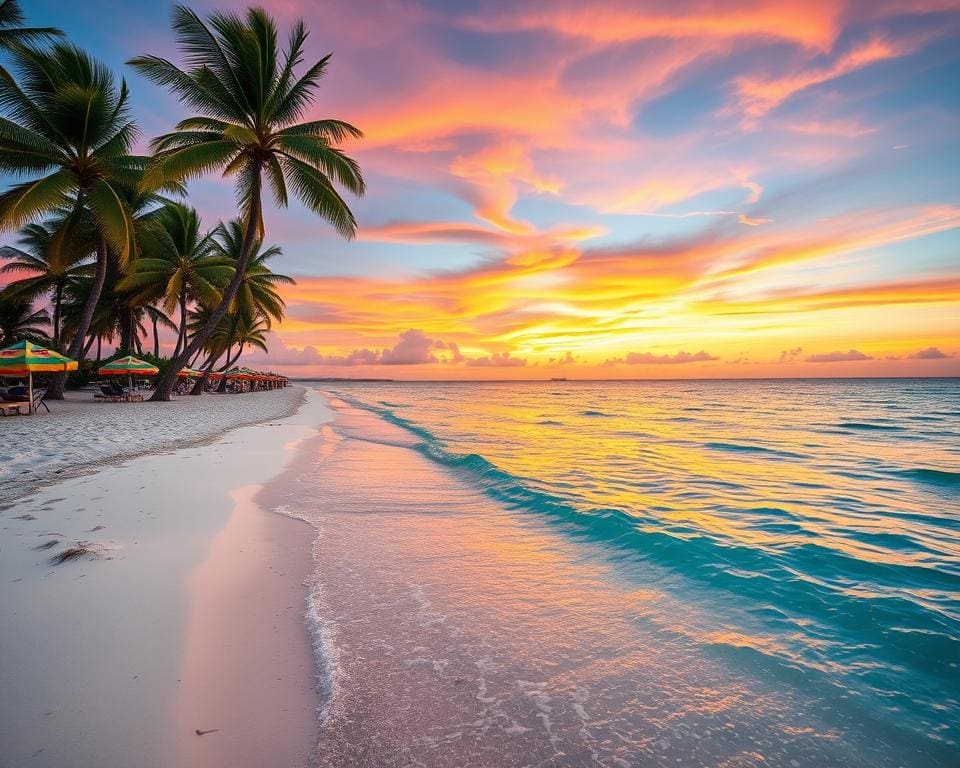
7,0,960,378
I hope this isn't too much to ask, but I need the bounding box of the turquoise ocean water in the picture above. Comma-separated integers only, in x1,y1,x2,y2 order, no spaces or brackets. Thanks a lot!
284,379,959,767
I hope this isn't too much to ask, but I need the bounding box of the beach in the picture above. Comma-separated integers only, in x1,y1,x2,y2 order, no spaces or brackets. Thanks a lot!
0,386,330,768
1,379,958,768
0,387,306,505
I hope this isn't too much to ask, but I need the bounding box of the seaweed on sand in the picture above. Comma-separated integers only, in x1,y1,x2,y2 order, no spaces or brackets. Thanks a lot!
51,543,97,565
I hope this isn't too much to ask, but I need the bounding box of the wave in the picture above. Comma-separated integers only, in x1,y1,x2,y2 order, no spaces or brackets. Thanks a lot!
704,441,808,459
581,409,613,417
836,422,906,431
896,467,960,488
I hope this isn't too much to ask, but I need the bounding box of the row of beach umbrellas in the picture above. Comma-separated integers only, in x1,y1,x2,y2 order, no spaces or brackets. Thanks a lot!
0,341,288,414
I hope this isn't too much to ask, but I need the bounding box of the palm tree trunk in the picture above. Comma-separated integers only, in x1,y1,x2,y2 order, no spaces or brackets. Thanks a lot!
190,349,222,395
150,170,262,402
52,284,62,350
119,306,133,352
152,314,160,357
47,237,109,399
216,343,244,393
95,335,101,361
173,286,187,359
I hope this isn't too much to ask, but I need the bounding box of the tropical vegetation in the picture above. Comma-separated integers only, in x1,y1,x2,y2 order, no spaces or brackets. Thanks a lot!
0,1,362,399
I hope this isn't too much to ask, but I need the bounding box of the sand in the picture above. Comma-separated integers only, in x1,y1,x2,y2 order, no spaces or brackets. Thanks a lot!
0,386,331,768
0,386,306,505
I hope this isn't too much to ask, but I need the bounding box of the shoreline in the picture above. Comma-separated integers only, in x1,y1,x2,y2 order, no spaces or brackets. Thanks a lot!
0,386,331,768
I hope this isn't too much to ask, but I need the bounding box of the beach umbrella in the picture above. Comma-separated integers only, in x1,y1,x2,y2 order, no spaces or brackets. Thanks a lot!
0,340,78,414
176,367,203,378
98,355,159,392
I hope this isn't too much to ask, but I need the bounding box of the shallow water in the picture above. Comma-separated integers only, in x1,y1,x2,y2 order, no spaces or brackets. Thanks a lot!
281,379,959,767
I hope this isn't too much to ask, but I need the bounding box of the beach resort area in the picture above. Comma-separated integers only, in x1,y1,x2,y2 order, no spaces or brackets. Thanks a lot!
1,2,959,767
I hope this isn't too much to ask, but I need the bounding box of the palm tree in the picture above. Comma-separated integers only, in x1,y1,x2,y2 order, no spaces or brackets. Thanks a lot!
129,4,364,400
0,42,142,396
0,1,62,74
202,312,269,372
211,218,292,329
119,202,233,358
0,218,94,348
0,289,49,345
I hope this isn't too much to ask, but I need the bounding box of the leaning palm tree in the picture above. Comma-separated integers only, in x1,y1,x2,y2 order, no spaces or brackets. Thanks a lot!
129,4,364,400
202,312,269,373
119,202,233,358
0,42,142,396
0,289,49,345
0,218,94,348
0,0,62,74
211,218,292,329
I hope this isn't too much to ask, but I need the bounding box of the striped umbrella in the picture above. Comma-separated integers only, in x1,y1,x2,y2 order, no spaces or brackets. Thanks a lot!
0,340,78,414
99,355,159,392
176,367,203,378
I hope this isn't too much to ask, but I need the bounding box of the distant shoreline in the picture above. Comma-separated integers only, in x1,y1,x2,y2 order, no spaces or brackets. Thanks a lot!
290,375,960,383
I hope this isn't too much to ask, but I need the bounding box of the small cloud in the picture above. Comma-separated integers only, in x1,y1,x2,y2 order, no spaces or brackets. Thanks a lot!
909,346,949,360
805,349,873,363
466,351,527,368
738,214,772,226
605,350,718,366
434,339,464,363
244,337,324,365
778,347,803,363
740,180,763,204
380,329,439,365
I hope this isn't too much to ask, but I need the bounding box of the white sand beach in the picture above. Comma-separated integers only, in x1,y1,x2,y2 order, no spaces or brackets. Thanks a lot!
0,386,331,768
0,387,307,505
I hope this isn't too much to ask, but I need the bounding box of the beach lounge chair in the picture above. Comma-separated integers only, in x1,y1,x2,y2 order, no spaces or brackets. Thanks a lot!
0,402,27,415
0,386,28,403
95,385,125,403
32,388,49,413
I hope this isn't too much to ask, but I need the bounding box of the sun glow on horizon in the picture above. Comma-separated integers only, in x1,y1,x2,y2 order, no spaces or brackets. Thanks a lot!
3,0,959,378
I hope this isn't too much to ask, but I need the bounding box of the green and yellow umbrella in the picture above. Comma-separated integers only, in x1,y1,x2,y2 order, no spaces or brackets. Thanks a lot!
176,367,203,378
99,355,159,392
0,340,77,414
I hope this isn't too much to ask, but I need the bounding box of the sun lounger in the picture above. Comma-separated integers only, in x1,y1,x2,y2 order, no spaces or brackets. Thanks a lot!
0,402,27,416
95,385,125,403
32,388,49,413
94,384,144,403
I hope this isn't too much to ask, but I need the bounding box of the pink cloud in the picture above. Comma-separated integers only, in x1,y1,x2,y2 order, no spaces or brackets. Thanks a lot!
605,350,718,365
465,352,527,368
805,349,873,362
909,346,950,359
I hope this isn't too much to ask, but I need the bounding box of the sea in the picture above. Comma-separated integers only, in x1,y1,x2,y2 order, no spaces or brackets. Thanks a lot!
265,378,960,768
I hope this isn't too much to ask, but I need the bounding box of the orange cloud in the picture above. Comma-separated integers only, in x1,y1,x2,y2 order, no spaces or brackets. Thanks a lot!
730,36,919,125
457,1,847,50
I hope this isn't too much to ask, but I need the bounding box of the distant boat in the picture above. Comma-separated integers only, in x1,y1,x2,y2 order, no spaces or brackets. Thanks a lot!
550,377,567,381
